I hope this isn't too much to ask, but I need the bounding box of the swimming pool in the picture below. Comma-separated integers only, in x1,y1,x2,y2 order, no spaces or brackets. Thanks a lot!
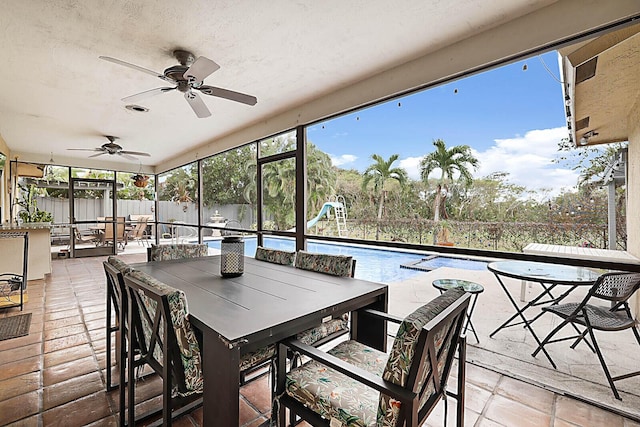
206,237,487,283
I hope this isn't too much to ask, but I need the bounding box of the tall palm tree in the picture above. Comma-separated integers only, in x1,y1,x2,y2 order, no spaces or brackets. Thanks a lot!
420,139,478,221
362,154,407,220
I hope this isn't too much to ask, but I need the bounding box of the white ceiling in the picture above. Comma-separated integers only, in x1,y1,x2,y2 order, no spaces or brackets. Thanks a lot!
0,0,637,173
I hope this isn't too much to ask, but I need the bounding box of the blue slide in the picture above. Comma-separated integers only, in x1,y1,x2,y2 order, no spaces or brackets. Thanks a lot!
307,202,342,228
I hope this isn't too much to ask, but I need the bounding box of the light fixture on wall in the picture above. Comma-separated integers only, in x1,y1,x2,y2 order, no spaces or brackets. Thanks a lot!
579,130,598,146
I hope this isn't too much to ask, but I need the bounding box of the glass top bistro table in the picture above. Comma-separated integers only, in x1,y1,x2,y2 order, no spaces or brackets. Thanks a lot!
487,261,600,363
131,255,388,426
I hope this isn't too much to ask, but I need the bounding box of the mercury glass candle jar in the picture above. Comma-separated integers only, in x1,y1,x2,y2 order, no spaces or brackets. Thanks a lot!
220,236,244,277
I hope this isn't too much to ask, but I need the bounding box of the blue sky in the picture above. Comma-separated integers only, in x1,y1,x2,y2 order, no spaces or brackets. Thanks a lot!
307,51,578,197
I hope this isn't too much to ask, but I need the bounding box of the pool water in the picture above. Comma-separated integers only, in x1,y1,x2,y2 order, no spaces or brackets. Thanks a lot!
207,237,487,284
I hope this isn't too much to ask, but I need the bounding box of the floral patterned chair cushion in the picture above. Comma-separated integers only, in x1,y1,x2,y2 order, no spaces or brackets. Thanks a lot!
284,287,466,427
285,340,388,426
255,246,296,266
107,255,132,274
126,269,204,397
378,287,465,426
148,243,208,262
294,250,354,277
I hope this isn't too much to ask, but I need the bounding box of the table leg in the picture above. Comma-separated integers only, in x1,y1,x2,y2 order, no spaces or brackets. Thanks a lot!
351,293,388,352
464,294,480,344
202,328,240,425
488,274,555,365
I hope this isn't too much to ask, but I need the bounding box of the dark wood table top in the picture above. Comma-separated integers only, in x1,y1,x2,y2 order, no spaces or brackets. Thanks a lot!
131,256,388,350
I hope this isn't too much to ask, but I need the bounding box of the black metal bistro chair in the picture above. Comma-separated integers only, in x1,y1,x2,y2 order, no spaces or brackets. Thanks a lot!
276,287,470,427
532,271,640,400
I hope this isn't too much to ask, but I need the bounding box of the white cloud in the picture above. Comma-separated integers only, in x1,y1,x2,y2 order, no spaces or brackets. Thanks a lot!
330,154,357,167
473,127,578,197
399,156,423,181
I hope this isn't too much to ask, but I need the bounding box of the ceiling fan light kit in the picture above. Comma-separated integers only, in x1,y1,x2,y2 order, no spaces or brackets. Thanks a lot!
99,49,257,118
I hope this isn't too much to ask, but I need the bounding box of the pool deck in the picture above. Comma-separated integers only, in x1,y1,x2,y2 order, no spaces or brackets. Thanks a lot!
388,266,640,421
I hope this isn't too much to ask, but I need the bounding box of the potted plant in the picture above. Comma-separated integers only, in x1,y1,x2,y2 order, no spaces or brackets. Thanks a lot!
16,183,53,223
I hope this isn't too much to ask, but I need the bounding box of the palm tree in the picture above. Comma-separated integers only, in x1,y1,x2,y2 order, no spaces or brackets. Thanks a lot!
362,154,407,220
420,139,478,222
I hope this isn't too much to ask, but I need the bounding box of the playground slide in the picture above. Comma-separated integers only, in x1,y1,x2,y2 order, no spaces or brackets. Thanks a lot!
307,202,342,228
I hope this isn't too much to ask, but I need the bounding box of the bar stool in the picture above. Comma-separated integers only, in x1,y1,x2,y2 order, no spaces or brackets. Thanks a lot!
432,278,484,343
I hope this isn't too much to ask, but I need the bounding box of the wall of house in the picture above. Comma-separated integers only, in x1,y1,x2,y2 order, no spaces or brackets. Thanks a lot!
627,96,640,317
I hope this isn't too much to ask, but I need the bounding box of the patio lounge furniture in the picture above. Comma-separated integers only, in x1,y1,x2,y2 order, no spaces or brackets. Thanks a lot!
99,217,127,250
127,215,151,246
147,243,209,261
293,251,356,347
532,271,640,400
276,287,470,427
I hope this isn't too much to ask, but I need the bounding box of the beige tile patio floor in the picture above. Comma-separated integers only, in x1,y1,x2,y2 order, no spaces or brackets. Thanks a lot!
0,253,639,426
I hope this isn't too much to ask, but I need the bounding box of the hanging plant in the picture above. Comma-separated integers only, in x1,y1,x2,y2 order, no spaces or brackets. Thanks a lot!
132,174,150,188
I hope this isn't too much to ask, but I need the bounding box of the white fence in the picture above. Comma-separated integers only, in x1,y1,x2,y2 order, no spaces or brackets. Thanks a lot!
37,197,254,229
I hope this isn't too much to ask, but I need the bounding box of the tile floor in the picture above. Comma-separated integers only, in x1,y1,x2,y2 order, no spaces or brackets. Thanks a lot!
0,254,639,426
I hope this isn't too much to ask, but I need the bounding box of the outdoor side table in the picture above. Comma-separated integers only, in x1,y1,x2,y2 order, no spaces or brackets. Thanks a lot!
432,278,484,343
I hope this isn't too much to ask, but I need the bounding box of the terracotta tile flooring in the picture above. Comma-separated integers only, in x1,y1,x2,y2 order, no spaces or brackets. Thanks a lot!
0,254,639,426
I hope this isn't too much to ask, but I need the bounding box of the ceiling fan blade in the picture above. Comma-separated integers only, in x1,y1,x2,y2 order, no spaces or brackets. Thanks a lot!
99,56,164,78
120,150,151,157
198,85,257,106
184,56,220,83
89,152,107,158
99,56,176,84
122,86,176,103
67,148,103,152
184,92,211,118
118,153,138,161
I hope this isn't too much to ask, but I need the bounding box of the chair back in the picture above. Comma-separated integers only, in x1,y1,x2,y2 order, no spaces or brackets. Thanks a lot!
148,243,209,262
589,272,640,303
103,217,126,241
294,250,355,277
123,269,204,397
255,246,296,266
379,287,469,426
103,256,131,320
130,216,150,239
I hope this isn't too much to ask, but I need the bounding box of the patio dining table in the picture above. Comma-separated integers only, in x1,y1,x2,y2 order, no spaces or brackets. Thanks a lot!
131,255,388,426
488,261,600,363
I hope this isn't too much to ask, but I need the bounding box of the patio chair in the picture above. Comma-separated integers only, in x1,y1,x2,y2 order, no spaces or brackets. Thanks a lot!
99,216,127,250
147,243,209,262
102,257,137,427
255,246,296,266
276,287,470,427
127,215,151,246
293,250,356,348
74,228,99,246
122,269,277,426
532,271,640,400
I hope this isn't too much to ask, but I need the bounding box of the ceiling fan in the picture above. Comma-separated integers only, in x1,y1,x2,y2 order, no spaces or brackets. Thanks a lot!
67,136,151,161
99,50,258,118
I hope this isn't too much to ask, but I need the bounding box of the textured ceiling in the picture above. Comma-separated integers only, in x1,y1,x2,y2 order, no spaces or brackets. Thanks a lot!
0,0,576,171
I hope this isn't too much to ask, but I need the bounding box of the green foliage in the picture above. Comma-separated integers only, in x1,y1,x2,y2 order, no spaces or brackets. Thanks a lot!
202,145,256,206
362,154,407,220
158,166,198,203
17,184,52,223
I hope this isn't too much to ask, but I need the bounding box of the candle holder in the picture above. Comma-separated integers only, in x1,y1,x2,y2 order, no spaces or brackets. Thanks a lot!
221,235,244,277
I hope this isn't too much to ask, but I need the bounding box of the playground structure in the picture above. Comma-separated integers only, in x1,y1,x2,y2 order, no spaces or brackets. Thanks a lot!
307,195,348,237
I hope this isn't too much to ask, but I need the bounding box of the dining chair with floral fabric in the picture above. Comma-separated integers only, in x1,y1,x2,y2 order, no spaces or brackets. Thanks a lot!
276,287,470,427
